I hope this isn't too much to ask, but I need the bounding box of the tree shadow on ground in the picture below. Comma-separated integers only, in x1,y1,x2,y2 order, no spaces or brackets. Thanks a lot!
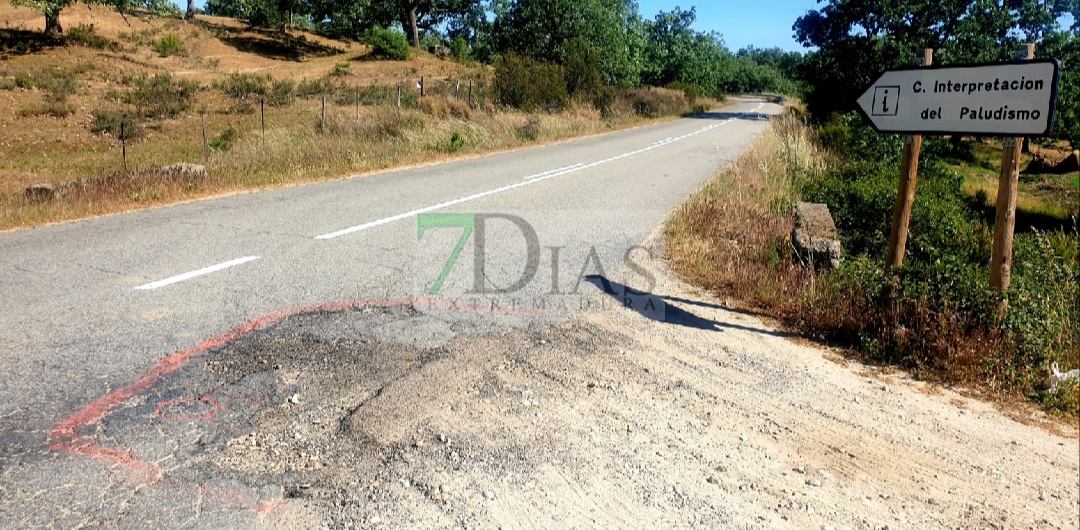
197,21,344,62
685,111,771,122
583,275,795,338
0,29,62,57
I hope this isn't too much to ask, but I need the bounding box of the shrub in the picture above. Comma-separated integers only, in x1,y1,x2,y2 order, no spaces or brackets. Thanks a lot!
449,35,469,62
19,100,75,117
0,77,14,91
592,86,616,118
444,131,465,153
66,25,122,51
297,76,333,98
155,33,185,57
331,62,351,77
563,41,602,98
214,72,269,99
90,108,142,140
420,96,472,120
266,78,296,106
493,52,568,112
516,118,540,141
365,28,410,61
209,125,240,151
626,88,688,118
125,73,198,119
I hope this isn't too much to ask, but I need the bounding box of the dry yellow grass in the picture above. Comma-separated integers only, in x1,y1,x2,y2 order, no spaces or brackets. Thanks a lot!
0,4,713,230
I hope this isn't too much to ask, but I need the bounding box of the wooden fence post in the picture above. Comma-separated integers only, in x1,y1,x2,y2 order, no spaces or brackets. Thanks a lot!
397,85,402,107
990,43,1036,296
202,114,209,159
885,48,933,271
321,95,326,131
260,96,265,143
120,121,127,172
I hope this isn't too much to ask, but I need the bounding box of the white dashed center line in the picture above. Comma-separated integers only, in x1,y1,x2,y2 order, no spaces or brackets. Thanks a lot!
134,256,262,291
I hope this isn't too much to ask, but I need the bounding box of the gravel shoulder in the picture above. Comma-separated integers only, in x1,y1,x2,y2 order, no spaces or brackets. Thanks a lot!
130,240,1079,529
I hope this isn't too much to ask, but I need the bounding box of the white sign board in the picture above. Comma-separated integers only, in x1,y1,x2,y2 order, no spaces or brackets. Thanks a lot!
856,60,1060,136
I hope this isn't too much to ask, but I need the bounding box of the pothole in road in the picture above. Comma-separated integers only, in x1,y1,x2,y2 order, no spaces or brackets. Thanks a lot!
90,303,651,527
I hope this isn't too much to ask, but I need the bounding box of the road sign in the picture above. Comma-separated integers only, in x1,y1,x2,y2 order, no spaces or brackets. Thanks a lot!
856,59,1061,136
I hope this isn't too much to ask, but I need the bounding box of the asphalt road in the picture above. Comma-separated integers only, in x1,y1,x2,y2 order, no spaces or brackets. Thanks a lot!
0,99,778,527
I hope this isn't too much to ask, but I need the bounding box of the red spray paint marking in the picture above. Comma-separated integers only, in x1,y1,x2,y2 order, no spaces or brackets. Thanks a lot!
48,298,542,485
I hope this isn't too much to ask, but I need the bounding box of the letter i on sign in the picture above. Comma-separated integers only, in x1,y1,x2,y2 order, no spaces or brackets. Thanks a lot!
872,86,901,117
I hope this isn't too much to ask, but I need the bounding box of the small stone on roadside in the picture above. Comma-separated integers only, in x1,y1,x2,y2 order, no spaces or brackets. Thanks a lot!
484,490,495,500
806,478,822,487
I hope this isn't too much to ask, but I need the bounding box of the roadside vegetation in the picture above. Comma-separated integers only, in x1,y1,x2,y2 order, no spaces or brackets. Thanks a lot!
669,1,1079,418
0,0,805,229
668,111,1078,419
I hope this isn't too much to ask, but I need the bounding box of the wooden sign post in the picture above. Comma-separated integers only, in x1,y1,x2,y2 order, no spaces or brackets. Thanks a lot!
885,48,933,270
856,44,1060,303
989,44,1036,295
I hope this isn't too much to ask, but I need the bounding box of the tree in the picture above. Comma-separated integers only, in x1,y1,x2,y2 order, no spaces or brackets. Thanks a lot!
1041,29,1079,148
14,0,180,37
187,0,195,18
494,0,645,86
793,0,1075,119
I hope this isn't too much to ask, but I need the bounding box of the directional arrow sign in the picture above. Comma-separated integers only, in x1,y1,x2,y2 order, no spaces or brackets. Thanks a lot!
856,60,1060,136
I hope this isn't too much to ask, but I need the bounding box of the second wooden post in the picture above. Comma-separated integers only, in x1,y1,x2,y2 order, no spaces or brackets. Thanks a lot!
885,48,933,270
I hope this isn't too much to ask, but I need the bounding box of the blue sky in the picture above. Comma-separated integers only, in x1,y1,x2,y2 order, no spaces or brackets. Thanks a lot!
174,0,1074,55
637,1,819,52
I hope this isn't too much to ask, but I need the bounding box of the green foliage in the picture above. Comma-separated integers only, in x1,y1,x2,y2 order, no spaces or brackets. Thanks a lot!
444,131,465,153
19,99,75,117
209,124,241,151
214,72,269,99
89,108,142,140
449,35,469,62
154,32,185,57
794,0,1073,120
1039,30,1079,148
365,27,410,60
493,52,567,112
66,24,122,51
804,109,1079,413
124,73,198,119
331,62,351,77
266,78,296,106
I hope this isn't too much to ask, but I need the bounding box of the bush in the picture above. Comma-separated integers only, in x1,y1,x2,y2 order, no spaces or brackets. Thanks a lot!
420,96,472,120
66,25,122,51
516,118,540,141
266,78,296,106
155,33,185,57
592,86,616,118
365,28,410,61
19,100,75,117
209,125,240,151
449,35,469,62
125,73,198,119
444,131,465,153
493,52,568,112
90,108,142,140
626,88,689,118
214,72,268,99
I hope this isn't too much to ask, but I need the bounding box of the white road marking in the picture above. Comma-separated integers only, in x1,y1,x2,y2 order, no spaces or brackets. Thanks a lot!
134,256,261,290
315,102,769,240
522,163,585,181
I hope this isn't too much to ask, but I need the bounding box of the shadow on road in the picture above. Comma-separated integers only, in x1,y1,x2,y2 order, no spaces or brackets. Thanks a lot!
583,275,794,338
685,111,772,122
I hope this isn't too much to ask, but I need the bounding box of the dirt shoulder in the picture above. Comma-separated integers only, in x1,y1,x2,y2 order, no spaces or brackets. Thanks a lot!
61,246,1077,529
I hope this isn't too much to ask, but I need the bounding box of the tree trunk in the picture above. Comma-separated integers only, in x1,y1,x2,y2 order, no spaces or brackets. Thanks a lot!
401,7,419,49
186,0,195,19
44,9,63,38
